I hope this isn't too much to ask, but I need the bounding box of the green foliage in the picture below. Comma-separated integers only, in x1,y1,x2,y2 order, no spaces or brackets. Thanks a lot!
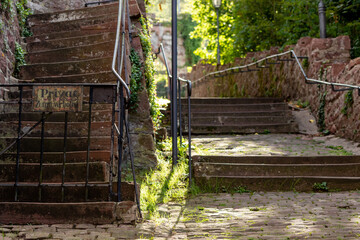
341,90,354,117
178,13,201,66
13,41,26,78
313,182,328,192
129,48,143,111
190,0,360,63
326,145,353,156
139,16,163,130
140,137,190,219
16,0,32,37
0,0,12,11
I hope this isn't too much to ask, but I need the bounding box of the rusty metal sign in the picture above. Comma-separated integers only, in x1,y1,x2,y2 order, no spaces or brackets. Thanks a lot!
32,86,83,112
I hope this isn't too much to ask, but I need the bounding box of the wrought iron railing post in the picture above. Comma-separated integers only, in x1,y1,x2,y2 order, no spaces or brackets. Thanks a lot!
38,112,46,201
61,112,68,202
85,86,94,201
14,86,23,201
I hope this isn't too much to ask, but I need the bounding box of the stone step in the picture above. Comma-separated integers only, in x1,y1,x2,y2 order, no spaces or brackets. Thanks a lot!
28,2,119,26
194,176,360,192
26,22,117,42
182,110,291,118
181,97,284,105
187,116,293,125
0,162,108,182
33,71,116,83
31,13,117,36
0,182,136,202
26,41,114,63
0,150,111,163
0,121,112,137
194,155,360,164
20,57,113,79
193,155,360,191
0,201,137,224
195,162,360,177
0,110,113,122
0,137,111,152
189,103,288,112
27,32,116,52
190,123,298,134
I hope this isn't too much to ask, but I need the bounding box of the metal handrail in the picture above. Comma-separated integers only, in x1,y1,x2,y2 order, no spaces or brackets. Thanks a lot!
191,50,360,95
157,43,193,186
112,0,130,98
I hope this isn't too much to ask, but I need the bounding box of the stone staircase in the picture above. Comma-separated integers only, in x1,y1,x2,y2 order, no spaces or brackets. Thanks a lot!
182,98,360,192
0,2,140,224
182,97,298,134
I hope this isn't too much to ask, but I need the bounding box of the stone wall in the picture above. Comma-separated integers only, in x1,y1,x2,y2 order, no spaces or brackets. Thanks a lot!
0,1,22,106
188,36,360,142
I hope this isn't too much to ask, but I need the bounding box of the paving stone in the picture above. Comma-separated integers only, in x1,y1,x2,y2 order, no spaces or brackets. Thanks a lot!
75,224,95,229
51,224,74,229
25,232,51,239
0,227,11,232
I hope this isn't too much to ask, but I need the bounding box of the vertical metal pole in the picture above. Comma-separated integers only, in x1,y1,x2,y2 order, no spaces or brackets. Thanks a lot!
117,85,125,202
319,0,327,38
85,87,93,201
109,88,116,201
187,85,192,187
14,86,23,201
61,112,68,202
172,0,178,165
216,7,220,65
178,80,182,145
38,112,45,201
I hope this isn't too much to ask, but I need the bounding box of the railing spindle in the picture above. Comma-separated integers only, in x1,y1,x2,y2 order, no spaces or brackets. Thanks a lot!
85,87,94,201
14,86,23,201
38,112,46,201
61,112,68,202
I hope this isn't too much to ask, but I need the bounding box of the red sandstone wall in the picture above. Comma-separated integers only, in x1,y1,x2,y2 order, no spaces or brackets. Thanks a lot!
0,1,22,103
188,36,360,142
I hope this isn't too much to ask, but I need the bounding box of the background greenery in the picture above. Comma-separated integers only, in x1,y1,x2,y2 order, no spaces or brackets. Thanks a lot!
190,0,360,64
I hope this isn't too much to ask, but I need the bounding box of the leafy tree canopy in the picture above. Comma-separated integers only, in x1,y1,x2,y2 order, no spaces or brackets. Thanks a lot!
190,0,360,64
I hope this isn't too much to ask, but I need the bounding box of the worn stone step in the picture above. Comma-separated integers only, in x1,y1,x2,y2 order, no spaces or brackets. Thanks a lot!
26,41,114,63
194,176,360,192
27,2,119,26
190,123,298,134
181,97,284,105
20,57,113,79
26,22,117,42
188,116,293,125
193,155,360,164
1,102,113,114
31,13,117,35
0,182,136,203
0,137,111,152
0,150,111,164
33,71,117,83
189,103,288,112
182,110,291,118
0,110,113,122
27,32,116,52
0,162,108,182
0,200,137,224
194,162,360,177
0,121,112,137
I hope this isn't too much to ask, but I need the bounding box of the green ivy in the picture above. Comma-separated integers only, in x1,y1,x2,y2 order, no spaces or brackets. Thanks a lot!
129,48,143,111
341,90,354,117
13,41,26,78
16,0,32,37
139,16,162,130
0,0,12,11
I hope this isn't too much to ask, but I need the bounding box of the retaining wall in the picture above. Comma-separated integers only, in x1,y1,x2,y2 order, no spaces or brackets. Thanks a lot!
188,36,360,142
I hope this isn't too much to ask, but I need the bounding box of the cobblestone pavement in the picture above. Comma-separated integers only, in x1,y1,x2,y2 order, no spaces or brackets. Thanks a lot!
192,134,360,156
2,192,360,239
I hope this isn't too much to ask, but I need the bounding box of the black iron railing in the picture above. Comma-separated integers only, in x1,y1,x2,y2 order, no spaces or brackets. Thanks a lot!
155,43,193,186
0,83,117,202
